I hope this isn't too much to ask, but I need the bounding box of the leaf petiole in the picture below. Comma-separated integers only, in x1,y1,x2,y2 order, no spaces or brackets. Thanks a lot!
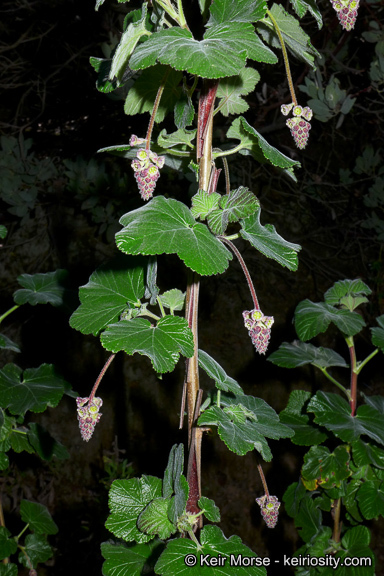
0,305,20,325
318,367,351,401
356,348,379,375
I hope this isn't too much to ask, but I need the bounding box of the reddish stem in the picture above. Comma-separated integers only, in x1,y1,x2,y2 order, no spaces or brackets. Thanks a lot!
89,353,116,402
257,463,270,498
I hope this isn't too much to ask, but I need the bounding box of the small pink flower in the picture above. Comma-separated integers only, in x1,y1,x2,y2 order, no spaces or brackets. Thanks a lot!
76,396,103,442
256,495,281,528
243,309,274,355
330,0,359,30
129,134,146,147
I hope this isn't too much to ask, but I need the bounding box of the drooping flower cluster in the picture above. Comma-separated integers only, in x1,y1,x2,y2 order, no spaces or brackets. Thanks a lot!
255,495,281,529
76,396,103,442
281,104,313,150
330,0,359,30
243,309,274,355
130,135,165,201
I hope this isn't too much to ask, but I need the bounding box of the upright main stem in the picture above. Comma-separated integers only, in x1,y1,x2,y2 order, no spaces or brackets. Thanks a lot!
347,337,357,417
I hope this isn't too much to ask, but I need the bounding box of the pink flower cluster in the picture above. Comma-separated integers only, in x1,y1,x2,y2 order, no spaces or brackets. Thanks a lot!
255,495,281,528
330,0,359,31
76,396,103,442
243,309,274,355
130,135,165,201
281,104,313,150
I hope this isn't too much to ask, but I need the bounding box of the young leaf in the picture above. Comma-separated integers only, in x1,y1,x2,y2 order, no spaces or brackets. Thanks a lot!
129,24,276,80
257,4,320,69
198,496,221,522
294,300,366,341
227,117,301,177
18,533,53,569
279,390,328,446
207,0,267,26
174,89,195,130
106,476,162,543
268,341,348,369
357,480,384,520
168,475,189,526
190,191,221,220
137,498,176,540
0,527,17,559
308,391,384,446
157,128,196,149
155,525,267,575
207,187,260,235
20,500,58,535
101,540,164,576
240,206,301,271
216,68,260,117
158,289,186,313
163,443,184,499
116,197,233,276
144,256,159,305
69,255,146,337
124,65,182,123
324,278,371,310
0,334,20,353
13,270,68,307
198,349,244,394
109,4,150,83
0,364,68,415
101,316,194,374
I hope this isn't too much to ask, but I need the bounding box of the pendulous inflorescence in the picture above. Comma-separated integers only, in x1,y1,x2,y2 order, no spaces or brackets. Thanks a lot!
255,495,281,528
130,135,165,201
76,396,103,442
243,309,274,355
281,104,313,150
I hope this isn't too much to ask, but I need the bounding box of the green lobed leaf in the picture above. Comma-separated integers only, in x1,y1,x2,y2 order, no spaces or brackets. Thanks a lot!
207,187,260,235
268,341,348,369
256,3,320,69
106,476,162,543
101,540,164,576
324,279,371,311
294,300,366,341
13,270,68,307
69,255,146,337
0,527,17,560
362,393,384,414
155,525,267,575
89,56,121,94
371,314,384,351
157,128,196,149
279,390,328,446
109,4,150,82
116,197,233,276
227,117,300,179
18,533,52,569
198,496,221,522
158,289,186,313
302,445,351,488
290,493,322,543
0,364,68,415
129,23,276,80
101,316,194,374
351,438,384,469
20,500,58,535
10,427,35,454
216,68,260,117
198,349,244,394
168,475,189,526
0,564,17,576
356,480,384,520
137,498,176,540
124,65,182,123
308,391,384,446
27,422,69,460
163,443,184,499
240,206,301,271
0,334,20,353
344,479,364,523
190,191,221,220
336,526,375,575
289,0,323,29
207,0,267,26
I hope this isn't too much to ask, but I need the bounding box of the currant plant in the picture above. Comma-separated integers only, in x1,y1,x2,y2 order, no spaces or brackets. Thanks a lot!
269,279,383,575
69,0,336,574
0,263,72,574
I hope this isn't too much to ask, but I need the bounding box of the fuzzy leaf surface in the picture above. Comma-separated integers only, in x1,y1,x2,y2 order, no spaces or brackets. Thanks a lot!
163,443,184,499
116,197,232,276
155,525,267,575
198,497,221,522
18,534,52,569
0,364,68,415
198,349,244,394
157,128,196,149
324,279,371,309
227,117,300,178
106,476,162,543
207,187,259,235
289,0,323,28
268,341,348,369
158,289,185,313
20,500,58,535
308,391,384,446
13,270,68,307
207,0,267,26
137,498,176,539
69,255,146,336
294,300,366,341
240,207,301,270
190,191,221,220
101,540,164,576
279,390,328,446
129,24,276,80
124,66,182,123
101,316,194,374
216,68,260,116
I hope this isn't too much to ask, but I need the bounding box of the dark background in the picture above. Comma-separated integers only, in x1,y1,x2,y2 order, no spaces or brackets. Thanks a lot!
1,0,384,574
